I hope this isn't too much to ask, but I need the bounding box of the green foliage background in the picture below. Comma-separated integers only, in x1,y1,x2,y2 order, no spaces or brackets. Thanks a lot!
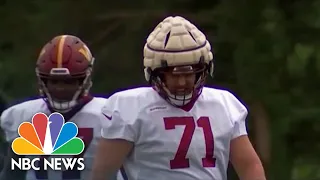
0,0,320,179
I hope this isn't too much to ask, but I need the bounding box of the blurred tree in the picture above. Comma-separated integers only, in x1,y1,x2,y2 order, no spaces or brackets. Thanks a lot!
0,0,319,179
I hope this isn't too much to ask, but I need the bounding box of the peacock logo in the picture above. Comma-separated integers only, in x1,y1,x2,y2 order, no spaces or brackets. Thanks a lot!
12,112,84,155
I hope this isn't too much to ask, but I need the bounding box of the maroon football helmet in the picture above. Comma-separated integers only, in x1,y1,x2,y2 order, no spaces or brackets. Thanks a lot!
36,35,94,112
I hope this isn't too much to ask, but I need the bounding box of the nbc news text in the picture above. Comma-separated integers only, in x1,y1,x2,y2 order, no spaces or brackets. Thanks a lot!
11,157,85,171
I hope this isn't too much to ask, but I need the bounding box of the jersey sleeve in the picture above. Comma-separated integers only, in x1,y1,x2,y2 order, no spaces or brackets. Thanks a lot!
224,91,248,139
0,106,22,142
100,94,138,143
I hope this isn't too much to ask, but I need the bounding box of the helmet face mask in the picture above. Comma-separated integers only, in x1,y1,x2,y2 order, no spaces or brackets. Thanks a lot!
43,77,82,102
143,16,214,107
38,75,91,112
150,60,209,107
36,35,94,112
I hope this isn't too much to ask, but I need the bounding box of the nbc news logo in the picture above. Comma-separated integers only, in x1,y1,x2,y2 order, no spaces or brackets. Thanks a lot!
11,113,85,171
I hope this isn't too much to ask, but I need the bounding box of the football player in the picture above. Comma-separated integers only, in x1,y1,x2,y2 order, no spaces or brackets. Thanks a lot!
91,16,266,180
0,35,114,180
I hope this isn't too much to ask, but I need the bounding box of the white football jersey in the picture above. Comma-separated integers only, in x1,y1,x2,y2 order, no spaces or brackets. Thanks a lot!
0,97,108,180
101,87,248,180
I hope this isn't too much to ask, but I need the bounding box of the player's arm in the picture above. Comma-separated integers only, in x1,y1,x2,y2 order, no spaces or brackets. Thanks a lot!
0,142,26,180
91,138,133,180
230,135,266,180
91,98,136,180
227,93,266,180
0,107,27,180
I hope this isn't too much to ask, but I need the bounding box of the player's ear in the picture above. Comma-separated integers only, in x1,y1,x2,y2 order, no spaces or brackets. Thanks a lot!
144,67,152,83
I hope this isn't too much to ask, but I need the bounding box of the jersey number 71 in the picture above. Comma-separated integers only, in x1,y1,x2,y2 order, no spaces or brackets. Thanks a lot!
164,116,216,169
